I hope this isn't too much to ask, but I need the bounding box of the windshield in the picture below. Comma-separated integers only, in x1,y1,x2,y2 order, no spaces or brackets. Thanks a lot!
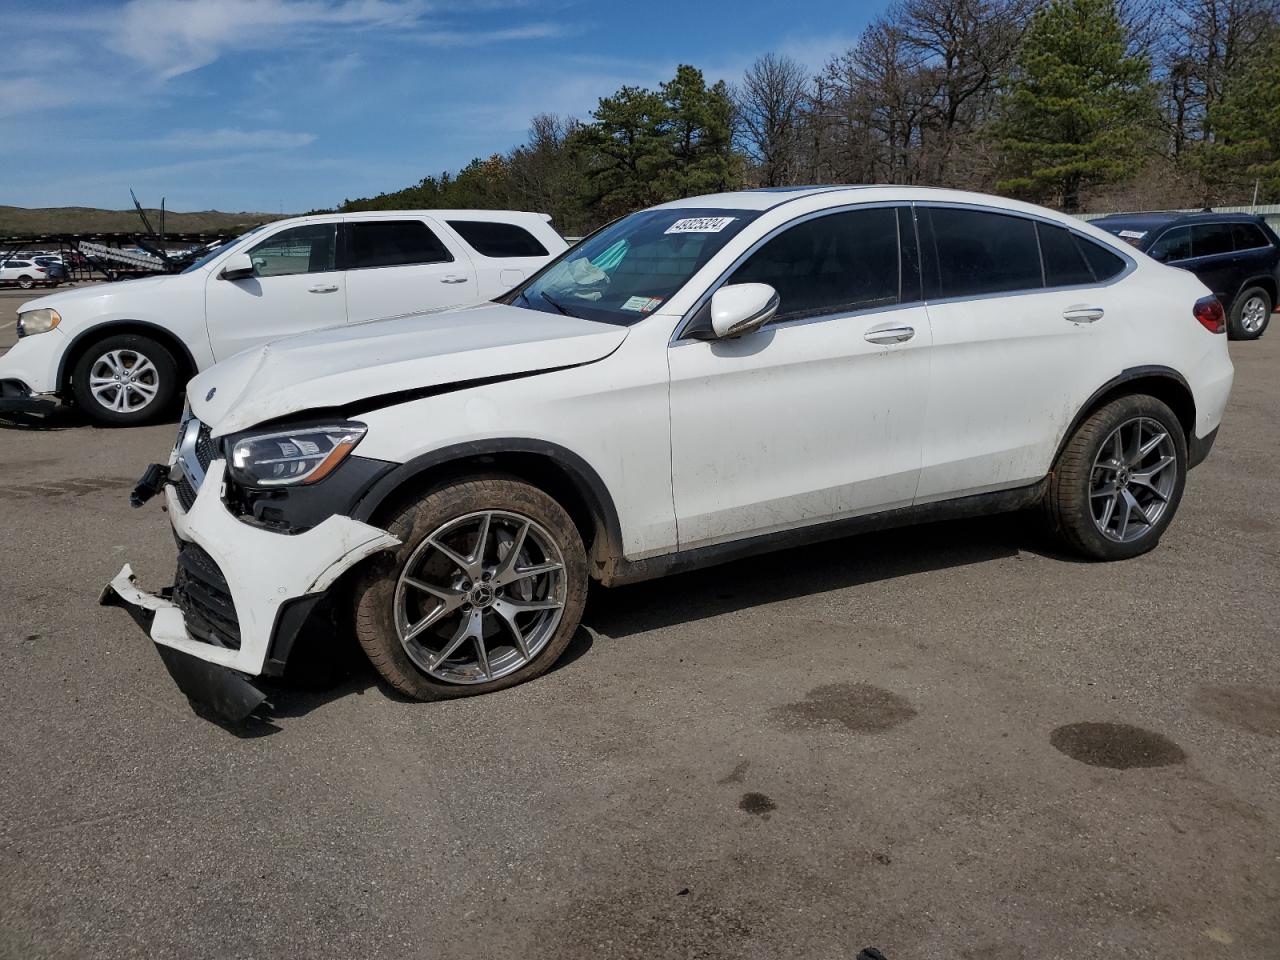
507,208,760,325
181,225,266,274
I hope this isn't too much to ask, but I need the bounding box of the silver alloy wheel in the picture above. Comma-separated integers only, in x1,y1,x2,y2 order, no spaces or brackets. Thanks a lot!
1089,417,1178,543
88,349,160,413
1241,294,1268,333
393,510,567,684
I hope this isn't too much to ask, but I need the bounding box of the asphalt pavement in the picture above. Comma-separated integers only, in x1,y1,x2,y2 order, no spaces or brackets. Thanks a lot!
1,300,1277,959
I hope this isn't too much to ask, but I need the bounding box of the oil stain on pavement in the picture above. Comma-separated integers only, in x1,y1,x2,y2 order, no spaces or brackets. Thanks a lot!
738,792,777,816
1050,722,1187,769
771,682,917,734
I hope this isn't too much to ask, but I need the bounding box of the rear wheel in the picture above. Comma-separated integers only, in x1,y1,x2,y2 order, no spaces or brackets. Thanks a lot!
1043,395,1187,560
70,333,179,426
17,275,34,289
1228,286,1271,340
352,476,588,701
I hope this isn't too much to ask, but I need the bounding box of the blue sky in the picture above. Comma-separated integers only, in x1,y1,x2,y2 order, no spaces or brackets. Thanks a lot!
0,0,878,213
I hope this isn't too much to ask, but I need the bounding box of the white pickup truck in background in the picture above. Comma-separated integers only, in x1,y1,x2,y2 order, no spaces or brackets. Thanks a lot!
0,210,566,425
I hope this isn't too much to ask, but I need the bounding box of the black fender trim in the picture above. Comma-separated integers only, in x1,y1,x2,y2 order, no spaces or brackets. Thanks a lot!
602,479,1048,586
56,320,201,390
1051,365,1195,465
349,438,625,563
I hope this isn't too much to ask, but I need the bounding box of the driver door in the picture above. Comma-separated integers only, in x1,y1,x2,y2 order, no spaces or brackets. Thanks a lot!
667,206,931,550
204,221,346,360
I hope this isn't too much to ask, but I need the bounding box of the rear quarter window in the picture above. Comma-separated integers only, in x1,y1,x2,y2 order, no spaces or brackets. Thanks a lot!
1074,234,1127,281
1231,222,1271,251
447,220,550,258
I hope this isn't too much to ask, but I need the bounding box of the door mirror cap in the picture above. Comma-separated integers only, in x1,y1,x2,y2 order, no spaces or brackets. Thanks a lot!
219,252,255,281
710,283,779,339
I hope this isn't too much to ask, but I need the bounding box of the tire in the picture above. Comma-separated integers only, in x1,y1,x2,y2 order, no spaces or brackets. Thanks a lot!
17,275,33,289
1043,394,1187,561
352,476,588,701
1227,286,1271,340
70,333,179,426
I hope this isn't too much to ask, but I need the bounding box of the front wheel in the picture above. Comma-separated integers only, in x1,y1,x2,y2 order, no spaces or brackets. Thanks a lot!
352,477,588,701
1228,286,1271,340
70,333,179,426
1043,395,1187,560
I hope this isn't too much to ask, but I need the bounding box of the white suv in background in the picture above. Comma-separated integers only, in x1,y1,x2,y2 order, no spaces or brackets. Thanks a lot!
0,211,566,425
103,186,1234,723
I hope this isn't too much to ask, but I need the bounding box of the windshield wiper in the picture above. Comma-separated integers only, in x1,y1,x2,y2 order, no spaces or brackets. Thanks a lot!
538,290,577,318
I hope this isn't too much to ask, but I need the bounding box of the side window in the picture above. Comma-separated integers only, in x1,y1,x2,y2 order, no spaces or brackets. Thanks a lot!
1191,223,1234,258
1231,222,1269,251
1148,227,1191,262
730,207,900,322
1038,223,1094,287
447,220,549,258
1073,234,1127,281
926,208,1042,298
247,224,337,277
347,220,452,269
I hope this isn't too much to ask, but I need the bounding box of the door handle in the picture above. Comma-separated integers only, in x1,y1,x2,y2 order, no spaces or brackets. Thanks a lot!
308,284,339,294
1063,306,1104,323
864,324,915,344
440,276,469,284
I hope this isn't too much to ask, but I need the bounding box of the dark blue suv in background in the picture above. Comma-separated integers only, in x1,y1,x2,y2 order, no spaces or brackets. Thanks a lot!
1093,211,1280,340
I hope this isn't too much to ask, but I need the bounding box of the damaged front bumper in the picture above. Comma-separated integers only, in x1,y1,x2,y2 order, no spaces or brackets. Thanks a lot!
0,379,58,416
100,458,400,720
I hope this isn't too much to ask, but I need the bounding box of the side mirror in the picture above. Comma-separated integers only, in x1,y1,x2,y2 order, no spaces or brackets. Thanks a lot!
219,252,255,281
710,283,779,339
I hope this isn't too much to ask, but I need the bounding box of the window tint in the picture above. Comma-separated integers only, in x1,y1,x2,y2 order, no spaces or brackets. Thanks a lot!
348,220,452,269
248,224,337,277
447,220,549,258
1231,222,1270,251
926,208,1042,298
1074,234,1127,281
1191,223,1234,258
1038,223,1094,286
1148,227,1191,262
730,207,900,322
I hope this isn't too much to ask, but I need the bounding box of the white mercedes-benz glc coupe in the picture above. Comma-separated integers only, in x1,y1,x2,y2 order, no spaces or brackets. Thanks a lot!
103,186,1234,721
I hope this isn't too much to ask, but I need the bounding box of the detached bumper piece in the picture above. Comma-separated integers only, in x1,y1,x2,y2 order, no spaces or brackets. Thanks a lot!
99,565,269,725
0,379,57,417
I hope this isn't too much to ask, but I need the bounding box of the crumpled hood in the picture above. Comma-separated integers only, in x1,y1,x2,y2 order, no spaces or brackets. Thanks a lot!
189,302,628,436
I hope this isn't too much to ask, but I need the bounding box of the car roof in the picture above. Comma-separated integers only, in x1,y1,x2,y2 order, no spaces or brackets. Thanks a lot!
1091,211,1267,231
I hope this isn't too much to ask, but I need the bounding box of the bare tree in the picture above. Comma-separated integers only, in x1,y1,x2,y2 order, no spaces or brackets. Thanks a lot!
733,54,810,186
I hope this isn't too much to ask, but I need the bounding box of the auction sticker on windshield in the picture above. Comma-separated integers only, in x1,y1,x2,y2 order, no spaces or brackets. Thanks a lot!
621,296,663,312
665,217,737,234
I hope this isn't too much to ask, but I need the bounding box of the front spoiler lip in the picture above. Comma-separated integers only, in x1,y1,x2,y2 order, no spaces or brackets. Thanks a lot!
0,387,57,416
99,566,269,725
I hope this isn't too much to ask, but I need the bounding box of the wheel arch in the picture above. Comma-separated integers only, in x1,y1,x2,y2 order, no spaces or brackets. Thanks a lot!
1056,366,1196,465
349,439,625,575
58,320,199,395
1232,274,1276,309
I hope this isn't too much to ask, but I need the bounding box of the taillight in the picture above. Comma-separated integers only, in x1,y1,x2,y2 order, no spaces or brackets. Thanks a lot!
1194,296,1225,334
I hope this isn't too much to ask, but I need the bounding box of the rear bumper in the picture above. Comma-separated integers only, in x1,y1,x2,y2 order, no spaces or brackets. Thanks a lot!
1188,425,1219,469
100,458,399,710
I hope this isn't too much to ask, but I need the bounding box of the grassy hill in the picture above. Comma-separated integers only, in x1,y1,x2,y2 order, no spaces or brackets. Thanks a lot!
0,206,290,236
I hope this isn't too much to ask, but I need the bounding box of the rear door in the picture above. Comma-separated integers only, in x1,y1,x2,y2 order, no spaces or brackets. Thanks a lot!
203,221,346,360
915,206,1129,501
341,216,477,324
667,205,931,548
1230,221,1277,294
443,218,559,298
1185,222,1239,302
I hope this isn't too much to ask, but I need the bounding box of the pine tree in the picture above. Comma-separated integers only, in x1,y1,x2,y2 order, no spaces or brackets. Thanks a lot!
995,0,1157,211
1201,25,1280,201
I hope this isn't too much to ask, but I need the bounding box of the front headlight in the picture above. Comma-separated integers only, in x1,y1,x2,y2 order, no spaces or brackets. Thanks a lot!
16,308,61,337
228,422,367,488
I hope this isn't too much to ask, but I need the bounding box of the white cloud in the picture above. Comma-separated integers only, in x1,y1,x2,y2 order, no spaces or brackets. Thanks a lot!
153,128,319,150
